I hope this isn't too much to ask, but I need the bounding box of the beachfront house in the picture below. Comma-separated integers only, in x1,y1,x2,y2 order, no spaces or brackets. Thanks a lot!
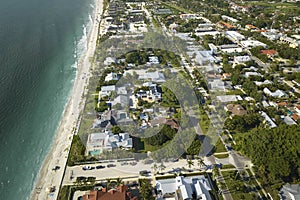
86,130,132,156
156,175,212,200
99,85,116,98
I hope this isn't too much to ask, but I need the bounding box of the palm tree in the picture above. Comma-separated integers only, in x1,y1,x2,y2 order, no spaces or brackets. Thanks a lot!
116,177,123,187
197,158,206,169
106,178,111,190
159,162,166,172
152,163,158,174
187,159,194,169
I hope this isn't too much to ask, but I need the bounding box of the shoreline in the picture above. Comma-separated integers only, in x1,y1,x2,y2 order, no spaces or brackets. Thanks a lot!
29,0,104,199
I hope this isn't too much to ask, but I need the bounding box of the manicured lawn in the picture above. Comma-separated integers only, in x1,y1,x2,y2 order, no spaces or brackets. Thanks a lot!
214,140,227,153
222,170,258,200
214,153,229,159
221,164,236,170
143,140,171,152
199,110,210,134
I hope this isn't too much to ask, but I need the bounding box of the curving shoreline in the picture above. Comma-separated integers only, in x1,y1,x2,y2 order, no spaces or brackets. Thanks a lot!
29,0,104,199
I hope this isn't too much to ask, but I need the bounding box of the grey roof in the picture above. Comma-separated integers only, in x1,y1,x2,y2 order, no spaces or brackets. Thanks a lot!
280,184,300,200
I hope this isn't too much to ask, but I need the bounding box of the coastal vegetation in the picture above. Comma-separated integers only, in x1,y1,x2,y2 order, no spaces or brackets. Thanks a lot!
234,124,300,198
139,179,155,200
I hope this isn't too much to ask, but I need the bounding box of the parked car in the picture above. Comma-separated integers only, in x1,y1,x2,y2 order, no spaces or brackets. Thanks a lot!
82,166,94,170
107,164,116,168
96,165,105,169
121,162,128,166
139,170,150,176
130,162,137,166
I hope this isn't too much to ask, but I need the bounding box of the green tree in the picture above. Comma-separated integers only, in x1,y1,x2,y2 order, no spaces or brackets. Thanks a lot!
187,159,194,169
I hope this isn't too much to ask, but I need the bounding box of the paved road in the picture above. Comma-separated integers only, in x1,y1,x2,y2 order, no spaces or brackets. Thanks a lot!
63,159,205,185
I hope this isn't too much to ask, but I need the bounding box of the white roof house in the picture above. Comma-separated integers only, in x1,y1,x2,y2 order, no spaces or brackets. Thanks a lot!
156,176,212,200
254,80,273,86
139,71,166,83
226,31,245,42
216,95,242,103
240,40,267,48
104,57,116,66
244,72,263,78
234,56,251,64
99,85,116,98
110,95,129,107
260,111,277,128
195,50,218,65
279,183,300,200
148,56,160,64
281,115,297,125
124,70,166,83
86,130,132,156
261,31,281,40
262,100,270,108
208,79,225,91
222,15,238,23
105,72,119,82
219,44,243,54
263,88,287,98
195,31,221,37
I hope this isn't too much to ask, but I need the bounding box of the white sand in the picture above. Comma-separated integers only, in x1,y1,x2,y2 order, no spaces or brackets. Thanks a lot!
30,0,104,199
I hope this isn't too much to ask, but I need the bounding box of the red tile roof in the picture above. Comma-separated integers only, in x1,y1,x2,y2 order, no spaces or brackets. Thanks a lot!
277,102,287,106
82,185,138,200
218,21,235,29
260,50,278,56
292,114,300,121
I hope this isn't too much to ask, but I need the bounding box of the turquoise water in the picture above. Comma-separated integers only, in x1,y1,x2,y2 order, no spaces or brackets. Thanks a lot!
89,149,101,156
0,0,94,199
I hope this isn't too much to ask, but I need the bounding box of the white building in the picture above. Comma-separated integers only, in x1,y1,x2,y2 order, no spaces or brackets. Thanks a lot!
99,85,116,98
261,31,281,40
104,57,116,65
281,115,297,125
148,56,160,64
226,31,245,42
240,40,267,48
294,105,300,114
222,15,238,23
219,44,243,54
244,71,263,78
280,36,300,48
156,176,212,200
234,56,251,64
263,88,287,98
208,79,225,91
279,183,300,200
216,95,242,103
105,72,119,82
260,111,277,128
254,80,273,86
86,130,133,156
124,70,166,83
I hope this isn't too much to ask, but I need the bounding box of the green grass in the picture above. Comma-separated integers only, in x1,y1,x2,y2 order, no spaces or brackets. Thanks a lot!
183,171,206,177
142,140,171,152
163,2,191,14
199,110,210,134
226,89,245,96
57,185,71,200
214,140,227,153
58,185,96,200
222,170,258,200
221,164,236,169
214,153,229,159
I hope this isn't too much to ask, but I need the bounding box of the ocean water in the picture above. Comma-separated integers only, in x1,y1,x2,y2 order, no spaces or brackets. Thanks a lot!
0,0,93,199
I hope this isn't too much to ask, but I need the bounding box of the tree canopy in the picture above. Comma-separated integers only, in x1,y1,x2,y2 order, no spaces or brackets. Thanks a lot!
235,124,300,183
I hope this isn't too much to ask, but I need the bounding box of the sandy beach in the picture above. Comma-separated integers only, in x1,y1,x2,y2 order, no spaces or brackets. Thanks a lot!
29,0,104,199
